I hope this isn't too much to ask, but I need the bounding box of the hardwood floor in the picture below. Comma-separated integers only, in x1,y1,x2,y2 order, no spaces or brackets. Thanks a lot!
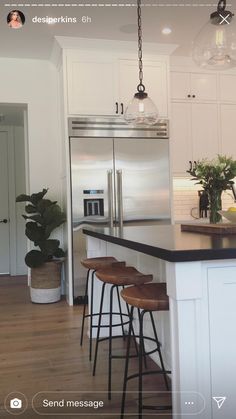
0,276,172,418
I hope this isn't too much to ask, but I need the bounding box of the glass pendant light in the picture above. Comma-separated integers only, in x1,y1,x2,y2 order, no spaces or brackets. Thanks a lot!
124,0,158,125
192,0,236,70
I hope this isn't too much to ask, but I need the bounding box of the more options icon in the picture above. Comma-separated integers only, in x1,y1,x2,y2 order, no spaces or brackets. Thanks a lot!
5,392,27,415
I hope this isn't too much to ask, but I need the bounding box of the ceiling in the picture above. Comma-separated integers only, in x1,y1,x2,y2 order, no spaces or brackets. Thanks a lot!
0,0,234,60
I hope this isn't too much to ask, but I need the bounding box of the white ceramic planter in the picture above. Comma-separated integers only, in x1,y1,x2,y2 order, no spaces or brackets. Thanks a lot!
30,286,61,304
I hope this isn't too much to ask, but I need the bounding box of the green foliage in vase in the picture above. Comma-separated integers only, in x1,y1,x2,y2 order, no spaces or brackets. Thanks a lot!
187,155,236,193
16,188,66,268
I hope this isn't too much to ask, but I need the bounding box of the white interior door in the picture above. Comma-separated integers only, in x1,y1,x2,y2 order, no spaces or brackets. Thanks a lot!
0,131,10,274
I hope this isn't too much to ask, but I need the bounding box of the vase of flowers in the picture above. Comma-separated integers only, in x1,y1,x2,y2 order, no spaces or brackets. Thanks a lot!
187,155,236,224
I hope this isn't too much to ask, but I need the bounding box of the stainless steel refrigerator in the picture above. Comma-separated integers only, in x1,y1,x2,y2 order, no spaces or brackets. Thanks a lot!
69,117,171,303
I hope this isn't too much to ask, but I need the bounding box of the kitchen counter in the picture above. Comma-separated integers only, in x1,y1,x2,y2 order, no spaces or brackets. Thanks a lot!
83,224,236,419
83,224,236,262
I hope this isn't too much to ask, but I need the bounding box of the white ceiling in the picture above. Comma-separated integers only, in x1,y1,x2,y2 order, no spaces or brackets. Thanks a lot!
0,0,234,60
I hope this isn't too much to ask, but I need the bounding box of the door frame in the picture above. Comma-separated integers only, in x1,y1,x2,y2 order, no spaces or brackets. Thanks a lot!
0,125,16,274
0,109,29,275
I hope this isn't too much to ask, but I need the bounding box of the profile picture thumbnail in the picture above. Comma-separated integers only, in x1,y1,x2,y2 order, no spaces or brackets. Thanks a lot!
7,10,25,29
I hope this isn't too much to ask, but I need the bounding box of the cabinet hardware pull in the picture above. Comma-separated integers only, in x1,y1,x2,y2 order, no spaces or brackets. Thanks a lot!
121,103,124,115
187,94,191,98
193,161,197,169
189,161,193,171
192,95,196,98
107,170,114,228
116,170,123,228
115,102,118,114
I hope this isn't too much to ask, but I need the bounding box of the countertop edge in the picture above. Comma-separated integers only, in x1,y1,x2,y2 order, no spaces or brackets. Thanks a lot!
82,227,236,262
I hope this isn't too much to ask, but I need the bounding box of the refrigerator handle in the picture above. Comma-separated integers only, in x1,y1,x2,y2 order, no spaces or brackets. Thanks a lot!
107,170,114,228
116,169,123,228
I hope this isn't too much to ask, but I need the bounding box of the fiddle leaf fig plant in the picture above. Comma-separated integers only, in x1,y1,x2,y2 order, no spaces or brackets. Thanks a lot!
16,188,66,268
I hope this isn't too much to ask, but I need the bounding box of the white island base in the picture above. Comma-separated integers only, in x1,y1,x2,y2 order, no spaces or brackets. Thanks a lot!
86,235,236,419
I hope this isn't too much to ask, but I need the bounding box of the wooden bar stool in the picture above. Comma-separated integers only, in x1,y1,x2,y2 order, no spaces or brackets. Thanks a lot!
92,265,153,400
80,257,125,361
120,283,171,418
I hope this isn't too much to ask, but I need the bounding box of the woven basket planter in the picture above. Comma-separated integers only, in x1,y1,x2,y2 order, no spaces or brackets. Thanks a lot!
30,260,62,304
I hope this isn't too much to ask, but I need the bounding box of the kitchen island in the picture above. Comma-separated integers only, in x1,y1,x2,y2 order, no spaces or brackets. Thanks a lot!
83,224,236,419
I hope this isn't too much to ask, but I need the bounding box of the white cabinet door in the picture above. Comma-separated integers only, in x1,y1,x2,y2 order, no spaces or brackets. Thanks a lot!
171,71,217,101
208,267,236,419
67,51,117,115
171,102,219,174
219,74,236,102
170,72,191,100
220,104,236,158
191,73,217,101
119,59,168,117
192,103,219,161
171,102,192,174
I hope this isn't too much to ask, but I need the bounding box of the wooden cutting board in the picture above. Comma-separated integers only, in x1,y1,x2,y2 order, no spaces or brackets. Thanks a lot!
181,223,236,235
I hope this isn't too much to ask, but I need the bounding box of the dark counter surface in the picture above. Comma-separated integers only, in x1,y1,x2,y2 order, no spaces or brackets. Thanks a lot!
82,224,236,262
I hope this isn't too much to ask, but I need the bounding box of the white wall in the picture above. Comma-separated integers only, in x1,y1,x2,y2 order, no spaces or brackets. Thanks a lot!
0,57,64,259
0,58,62,200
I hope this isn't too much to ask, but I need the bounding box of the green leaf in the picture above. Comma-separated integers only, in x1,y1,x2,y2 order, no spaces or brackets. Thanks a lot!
30,189,48,205
16,194,31,202
38,239,60,256
25,222,45,244
25,250,47,268
37,199,56,215
25,204,37,214
43,204,66,236
22,214,43,224
54,248,65,258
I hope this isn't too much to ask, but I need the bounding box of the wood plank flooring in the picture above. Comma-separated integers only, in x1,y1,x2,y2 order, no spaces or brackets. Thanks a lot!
0,276,172,418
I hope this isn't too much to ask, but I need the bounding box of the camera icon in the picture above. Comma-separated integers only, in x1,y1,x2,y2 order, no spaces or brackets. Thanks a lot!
10,398,22,409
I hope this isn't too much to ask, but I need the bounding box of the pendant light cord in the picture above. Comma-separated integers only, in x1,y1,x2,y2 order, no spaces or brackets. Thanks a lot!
217,0,226,12
137,0,145,92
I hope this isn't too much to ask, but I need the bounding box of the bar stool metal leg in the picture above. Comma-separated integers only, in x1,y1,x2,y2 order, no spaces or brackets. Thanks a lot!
149,311,169,391
108,284,115,400
120,306,134,419
93,282,106,376
116,286,126,339
138,308,147,369
80,268,90,347
89,270,95,361
138,310,145,418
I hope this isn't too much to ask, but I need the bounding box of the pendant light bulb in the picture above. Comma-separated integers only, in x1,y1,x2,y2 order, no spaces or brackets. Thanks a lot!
124,0,159,125
192,0,236,70
124,90,159,125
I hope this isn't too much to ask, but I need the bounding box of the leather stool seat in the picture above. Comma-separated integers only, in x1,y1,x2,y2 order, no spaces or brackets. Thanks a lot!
81,256,124,270
95,266,152,286
121,283,169,312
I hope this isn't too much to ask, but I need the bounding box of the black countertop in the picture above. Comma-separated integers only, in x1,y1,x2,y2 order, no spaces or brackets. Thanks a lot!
82,224,236,262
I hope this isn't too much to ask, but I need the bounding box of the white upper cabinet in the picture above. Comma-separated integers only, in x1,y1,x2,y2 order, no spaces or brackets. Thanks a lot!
171,102,192,174
66,49,169,117
171,71,217,101
220,104,236,157
171,102,219,174
191,103,219,160
118,59,168,117
219,74,236,102
66,50,117,115
170,72,191,101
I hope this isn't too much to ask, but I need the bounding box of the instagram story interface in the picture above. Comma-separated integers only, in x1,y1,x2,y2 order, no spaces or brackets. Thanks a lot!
0,0,236,418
